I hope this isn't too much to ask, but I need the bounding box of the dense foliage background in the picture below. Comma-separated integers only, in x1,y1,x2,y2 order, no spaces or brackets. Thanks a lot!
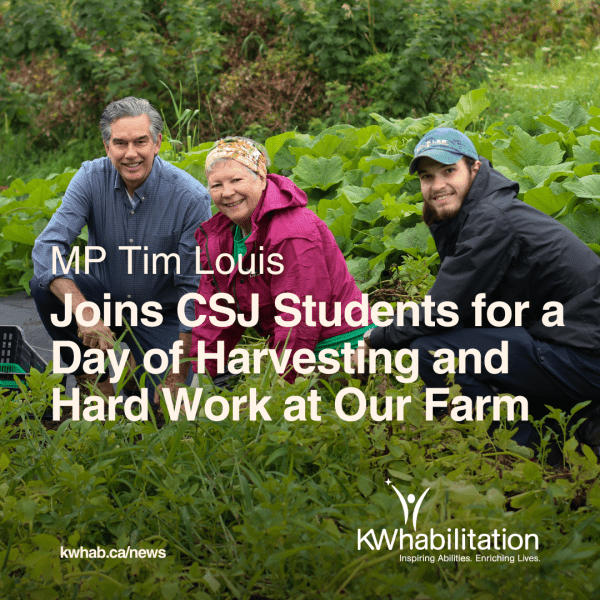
1,0,600,147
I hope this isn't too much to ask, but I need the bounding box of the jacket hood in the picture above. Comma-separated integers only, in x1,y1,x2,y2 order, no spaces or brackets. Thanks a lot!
195,174,307,242
463,157,519,209
254,174,308,224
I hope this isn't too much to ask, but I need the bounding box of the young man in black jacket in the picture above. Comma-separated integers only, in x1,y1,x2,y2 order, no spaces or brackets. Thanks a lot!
364,127,600,459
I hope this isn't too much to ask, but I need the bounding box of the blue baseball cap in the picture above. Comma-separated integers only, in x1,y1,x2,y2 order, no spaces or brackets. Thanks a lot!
409,128,479,175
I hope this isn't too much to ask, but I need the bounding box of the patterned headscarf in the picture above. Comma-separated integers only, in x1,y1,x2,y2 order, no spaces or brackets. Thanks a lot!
205,137,268,178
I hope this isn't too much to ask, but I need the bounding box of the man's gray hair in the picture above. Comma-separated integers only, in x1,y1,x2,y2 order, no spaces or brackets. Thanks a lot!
100,97,163,144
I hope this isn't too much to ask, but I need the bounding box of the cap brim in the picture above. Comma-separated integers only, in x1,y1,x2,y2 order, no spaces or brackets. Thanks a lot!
409,149,467,175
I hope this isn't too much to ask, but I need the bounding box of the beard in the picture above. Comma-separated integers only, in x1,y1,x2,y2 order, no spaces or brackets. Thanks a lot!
431,202,463,221
423,198,464,226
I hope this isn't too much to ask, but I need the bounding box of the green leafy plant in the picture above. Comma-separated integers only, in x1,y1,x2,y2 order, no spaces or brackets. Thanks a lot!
5,90,600,297
1,346,599,598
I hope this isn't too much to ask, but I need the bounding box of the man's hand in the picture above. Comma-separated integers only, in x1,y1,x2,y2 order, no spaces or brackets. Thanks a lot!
50,277,116,351
77,319,116,351
153,332,192,408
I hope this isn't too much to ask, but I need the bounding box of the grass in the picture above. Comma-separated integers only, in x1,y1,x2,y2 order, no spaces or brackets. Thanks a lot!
483,45,600,124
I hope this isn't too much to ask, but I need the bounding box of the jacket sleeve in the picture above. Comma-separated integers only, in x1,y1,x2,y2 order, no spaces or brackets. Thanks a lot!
370,205,522,350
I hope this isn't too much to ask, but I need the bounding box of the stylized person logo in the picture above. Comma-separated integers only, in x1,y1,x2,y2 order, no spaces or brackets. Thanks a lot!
386,479,430,530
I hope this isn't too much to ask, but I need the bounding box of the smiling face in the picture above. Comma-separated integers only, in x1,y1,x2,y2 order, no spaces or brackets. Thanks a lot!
417,156,480,222
207,159,267,235
104,114,161,196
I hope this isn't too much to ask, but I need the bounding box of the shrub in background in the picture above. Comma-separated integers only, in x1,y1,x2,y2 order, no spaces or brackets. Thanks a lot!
1,0,599,156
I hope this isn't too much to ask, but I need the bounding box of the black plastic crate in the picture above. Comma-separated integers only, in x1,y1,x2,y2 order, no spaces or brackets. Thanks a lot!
0,326,48,390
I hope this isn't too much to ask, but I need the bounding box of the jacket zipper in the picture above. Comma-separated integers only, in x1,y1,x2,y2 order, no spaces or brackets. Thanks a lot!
204,223,264,335
199,224,221,293
233,277,243,315
231,227,243,315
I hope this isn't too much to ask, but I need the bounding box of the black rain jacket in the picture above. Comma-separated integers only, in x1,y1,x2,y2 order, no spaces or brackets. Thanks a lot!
370,158,600,355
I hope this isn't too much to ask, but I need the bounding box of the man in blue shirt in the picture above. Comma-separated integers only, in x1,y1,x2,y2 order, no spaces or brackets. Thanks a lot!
31,97,211,409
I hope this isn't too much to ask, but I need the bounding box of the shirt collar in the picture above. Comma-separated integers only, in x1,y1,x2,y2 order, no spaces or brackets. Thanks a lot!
112,155,162,202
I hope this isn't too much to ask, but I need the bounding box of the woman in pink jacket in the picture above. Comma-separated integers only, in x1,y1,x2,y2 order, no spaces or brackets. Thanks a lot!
190,137,373,383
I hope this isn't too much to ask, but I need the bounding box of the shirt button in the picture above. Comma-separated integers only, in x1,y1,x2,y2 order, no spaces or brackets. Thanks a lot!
127,295,132,299
129,239,134,243
141,196,145,200
239,278,245,283
130,210,134,215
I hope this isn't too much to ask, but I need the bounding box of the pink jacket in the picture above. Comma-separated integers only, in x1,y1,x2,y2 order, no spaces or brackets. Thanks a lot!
190,174,366,381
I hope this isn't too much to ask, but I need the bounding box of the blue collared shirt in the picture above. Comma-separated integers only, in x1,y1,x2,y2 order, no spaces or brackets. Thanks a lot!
32,156,211,332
